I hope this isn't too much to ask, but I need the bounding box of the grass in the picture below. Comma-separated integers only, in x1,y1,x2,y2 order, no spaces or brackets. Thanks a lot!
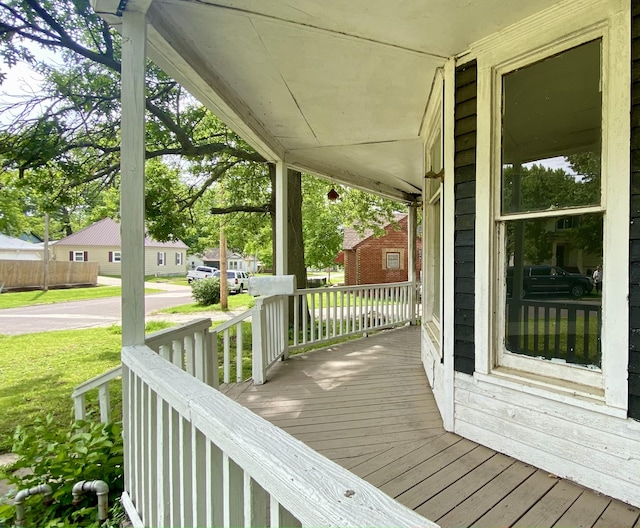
144,275,189,286
0,285,162,310
0,321,172,453
158,292,255,314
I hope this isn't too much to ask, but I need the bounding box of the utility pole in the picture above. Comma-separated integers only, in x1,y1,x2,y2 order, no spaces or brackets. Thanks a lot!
220,221,228,309
43,212,50,292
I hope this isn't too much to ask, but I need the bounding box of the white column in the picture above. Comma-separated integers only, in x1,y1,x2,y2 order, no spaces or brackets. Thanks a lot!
274,161,288,275
408,203,418,325
120,10,147,346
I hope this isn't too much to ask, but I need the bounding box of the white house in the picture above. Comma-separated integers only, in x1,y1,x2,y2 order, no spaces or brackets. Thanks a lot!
88,0,640,524
0,233,43,261
52,218,188,276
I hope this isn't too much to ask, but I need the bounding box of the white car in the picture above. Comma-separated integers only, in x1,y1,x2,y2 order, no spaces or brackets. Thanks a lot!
186,265,218,283
214,270,249,293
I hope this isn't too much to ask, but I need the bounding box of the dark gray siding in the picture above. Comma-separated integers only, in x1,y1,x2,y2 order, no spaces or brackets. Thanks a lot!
454,61,477,375
630,1,640,420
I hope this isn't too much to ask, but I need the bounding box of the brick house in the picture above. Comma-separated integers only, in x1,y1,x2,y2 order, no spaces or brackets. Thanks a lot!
343,213,421,285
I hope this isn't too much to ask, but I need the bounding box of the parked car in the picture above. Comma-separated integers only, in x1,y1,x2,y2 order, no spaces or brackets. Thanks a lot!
507,265,593,298
214,270,249,294
186,265,218,283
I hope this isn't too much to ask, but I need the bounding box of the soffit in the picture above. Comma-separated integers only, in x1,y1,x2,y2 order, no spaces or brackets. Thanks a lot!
126,0,561,201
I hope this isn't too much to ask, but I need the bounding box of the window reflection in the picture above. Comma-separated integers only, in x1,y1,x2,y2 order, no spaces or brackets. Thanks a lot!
504,214,602,368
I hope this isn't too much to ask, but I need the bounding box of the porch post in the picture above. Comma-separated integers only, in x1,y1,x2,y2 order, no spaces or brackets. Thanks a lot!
274,161,288,275
274,161,289,359
408,203,418,325
120,10,147,346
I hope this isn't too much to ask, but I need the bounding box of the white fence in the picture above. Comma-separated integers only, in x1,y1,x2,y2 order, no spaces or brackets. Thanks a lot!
120,345,436,528
291,281,417,351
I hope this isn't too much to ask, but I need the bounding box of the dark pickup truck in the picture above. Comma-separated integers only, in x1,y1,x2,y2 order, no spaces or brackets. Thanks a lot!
507,265,593,298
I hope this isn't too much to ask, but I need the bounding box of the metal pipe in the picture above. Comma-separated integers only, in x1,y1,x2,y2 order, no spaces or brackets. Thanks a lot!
71,480,109,523
14,484,53,527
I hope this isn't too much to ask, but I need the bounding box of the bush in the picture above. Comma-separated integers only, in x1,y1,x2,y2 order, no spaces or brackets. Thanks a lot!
191,277,221,305
0,415,124,527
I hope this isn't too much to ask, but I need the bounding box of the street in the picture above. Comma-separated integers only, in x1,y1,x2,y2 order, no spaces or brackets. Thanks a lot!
0,284,194,335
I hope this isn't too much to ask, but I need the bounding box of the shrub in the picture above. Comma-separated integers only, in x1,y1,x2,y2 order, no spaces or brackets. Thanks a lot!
0,415,124,527
191,277,221,305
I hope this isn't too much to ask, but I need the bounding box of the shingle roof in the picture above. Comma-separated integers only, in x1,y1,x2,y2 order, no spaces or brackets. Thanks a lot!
54,218,189,249
0,233,43,251
342,213,407,250
202,248,243,260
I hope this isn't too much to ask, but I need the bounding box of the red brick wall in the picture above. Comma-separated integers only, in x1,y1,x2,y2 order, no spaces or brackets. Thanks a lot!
344,217,422,285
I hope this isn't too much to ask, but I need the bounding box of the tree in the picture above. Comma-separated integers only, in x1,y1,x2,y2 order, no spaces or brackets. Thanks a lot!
0,0,402,289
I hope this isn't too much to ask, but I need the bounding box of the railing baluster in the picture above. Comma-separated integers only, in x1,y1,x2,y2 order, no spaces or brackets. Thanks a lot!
193,427,207,527
310,294,316,342
169,408,180,527
172,339,183,368
206,441,224,527
223,330,231,384
179,416,193,527
223,454,243,527
185,334,195,377
157,398,170,527
236,322,243,382
244,472,268,527
293,294,300,346
583,309,590,364
543,306,551,359
567,306,577,363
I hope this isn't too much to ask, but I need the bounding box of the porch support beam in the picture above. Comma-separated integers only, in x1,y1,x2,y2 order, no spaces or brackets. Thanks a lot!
120,9,147,346
274,161,288,275
408,203,418,325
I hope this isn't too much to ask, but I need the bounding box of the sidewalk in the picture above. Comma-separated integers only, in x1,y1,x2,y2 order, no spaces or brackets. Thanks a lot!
98,275,190,292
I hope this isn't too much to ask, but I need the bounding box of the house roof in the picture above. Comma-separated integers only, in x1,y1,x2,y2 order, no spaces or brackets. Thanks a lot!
0,233,43,252
343,213,407,250
202,248,244,260
54,218,189,249
92,0,558,203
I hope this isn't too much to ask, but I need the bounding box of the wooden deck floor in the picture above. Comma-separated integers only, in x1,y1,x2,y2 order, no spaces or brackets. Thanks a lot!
226,326,640,528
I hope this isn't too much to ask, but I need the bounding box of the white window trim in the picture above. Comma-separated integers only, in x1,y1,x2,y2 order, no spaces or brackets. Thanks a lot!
176,252,182,266
385,251,401,270
158,251,166,266
73,251,85,262
113,251,121,263
423,68,444,348
472,0,629,412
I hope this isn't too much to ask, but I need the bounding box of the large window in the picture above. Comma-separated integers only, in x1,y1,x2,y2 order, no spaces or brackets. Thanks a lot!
497,40,603,385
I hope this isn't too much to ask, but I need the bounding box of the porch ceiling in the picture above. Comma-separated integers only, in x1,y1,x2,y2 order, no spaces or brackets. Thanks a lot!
97,0,559,201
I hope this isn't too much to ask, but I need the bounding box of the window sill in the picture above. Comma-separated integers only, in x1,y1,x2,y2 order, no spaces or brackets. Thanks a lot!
474,368,627,419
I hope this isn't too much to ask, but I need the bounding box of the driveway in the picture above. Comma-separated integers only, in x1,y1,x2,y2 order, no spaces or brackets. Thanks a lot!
0,277,195,335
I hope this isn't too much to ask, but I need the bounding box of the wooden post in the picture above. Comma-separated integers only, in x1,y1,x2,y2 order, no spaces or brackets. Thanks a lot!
274,161,290,359
220,225,228,309
120,10,147,346
408,203,418,325
274,161,288,276
43,212,49,292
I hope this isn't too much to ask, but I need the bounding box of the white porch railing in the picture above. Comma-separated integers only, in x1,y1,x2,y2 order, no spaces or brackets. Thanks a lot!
291,281,417,351
72,318,217,421
120,344,436,528
73,284,421,419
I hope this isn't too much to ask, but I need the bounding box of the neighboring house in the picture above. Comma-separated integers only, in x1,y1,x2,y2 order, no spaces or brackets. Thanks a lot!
0,233,43,261
200,248,261,272
52,218,188,276
342,213,422,285
94,0,640,520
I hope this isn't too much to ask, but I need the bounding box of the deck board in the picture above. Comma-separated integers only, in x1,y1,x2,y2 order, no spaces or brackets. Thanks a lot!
229,325,640,528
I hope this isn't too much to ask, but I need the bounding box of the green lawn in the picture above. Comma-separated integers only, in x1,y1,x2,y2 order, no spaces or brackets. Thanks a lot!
158,292,255,314
0,321,172,453
0,286,162,310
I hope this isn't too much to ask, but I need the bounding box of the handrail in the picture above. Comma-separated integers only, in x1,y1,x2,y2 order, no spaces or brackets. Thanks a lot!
121,345,437,528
